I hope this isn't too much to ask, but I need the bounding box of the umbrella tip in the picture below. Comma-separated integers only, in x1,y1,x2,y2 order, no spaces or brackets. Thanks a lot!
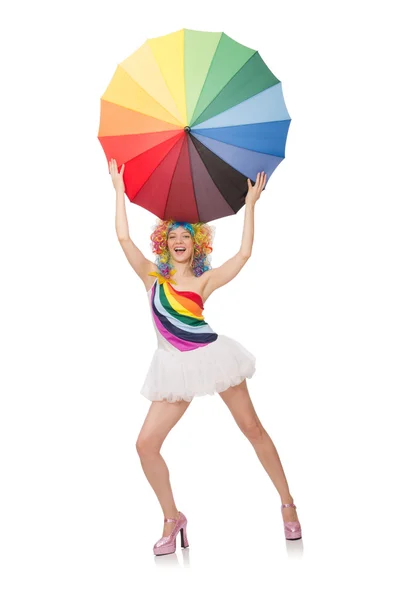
184,126,191,133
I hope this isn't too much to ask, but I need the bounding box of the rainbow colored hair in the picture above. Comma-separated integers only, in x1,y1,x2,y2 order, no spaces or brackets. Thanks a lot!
150,218,215,278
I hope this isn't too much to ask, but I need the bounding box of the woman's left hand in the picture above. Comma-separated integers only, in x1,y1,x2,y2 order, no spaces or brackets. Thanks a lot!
245,172,267,207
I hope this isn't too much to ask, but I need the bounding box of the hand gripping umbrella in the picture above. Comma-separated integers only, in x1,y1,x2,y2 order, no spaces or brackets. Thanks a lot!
98,29,291,223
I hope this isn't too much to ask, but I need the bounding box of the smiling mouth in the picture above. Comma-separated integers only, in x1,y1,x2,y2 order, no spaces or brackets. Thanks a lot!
174,248,186,254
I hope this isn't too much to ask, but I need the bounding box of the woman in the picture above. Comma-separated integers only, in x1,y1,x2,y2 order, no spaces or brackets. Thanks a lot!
109,158,302,555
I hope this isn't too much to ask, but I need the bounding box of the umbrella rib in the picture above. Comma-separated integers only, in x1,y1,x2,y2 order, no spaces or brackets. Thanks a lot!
191,82,287,131
189,134,253,213
191,51,260,127
146,42,187,126
104,130,184,167
191,140,237,212
187,136,236,221
192,121,289,158
162,138,185,220
126,133,184,202
115,64,185,128
188,33,223,126
186,135,201,222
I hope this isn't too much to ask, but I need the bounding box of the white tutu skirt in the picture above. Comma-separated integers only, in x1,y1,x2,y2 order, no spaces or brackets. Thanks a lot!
140,334,256,403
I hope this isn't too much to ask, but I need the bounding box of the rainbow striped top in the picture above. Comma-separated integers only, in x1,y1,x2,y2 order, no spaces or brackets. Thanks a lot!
148,272,218,352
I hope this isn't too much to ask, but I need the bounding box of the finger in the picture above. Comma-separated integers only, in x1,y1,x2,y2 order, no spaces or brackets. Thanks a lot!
247,178,252,189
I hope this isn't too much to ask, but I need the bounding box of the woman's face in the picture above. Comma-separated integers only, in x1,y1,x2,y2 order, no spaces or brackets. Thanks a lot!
167,226,194,265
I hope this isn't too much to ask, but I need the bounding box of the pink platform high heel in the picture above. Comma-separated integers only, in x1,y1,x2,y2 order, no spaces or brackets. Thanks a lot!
281,503,302,540
153,511,189,556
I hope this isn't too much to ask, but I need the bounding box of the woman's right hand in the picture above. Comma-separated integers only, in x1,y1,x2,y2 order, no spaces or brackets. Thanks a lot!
109,158,125,193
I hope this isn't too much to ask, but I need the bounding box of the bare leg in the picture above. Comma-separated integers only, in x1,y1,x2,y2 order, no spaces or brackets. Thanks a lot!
136,398,192,536
218,379,298,523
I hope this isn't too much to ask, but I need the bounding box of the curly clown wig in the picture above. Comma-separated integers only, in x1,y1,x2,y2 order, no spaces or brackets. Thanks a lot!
150,218,215,278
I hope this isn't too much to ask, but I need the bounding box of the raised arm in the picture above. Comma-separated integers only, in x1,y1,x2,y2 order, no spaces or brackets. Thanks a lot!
202,171,267,298
110,159,156,287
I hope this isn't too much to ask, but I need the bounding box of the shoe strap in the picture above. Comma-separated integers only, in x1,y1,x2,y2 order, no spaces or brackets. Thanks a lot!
164,516,178,523
281,503,297,509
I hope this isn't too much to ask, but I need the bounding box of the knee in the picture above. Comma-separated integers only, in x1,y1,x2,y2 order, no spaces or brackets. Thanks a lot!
240,420,265,443
135,434,160,457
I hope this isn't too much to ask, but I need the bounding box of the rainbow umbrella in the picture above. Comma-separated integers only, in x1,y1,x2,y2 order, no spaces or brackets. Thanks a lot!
98,29,291,223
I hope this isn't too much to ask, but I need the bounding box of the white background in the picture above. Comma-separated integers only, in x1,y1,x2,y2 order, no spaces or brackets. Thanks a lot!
1,0,396,597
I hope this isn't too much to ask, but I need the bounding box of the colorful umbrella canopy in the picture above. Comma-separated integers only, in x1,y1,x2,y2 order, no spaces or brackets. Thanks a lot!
98,29,291,223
